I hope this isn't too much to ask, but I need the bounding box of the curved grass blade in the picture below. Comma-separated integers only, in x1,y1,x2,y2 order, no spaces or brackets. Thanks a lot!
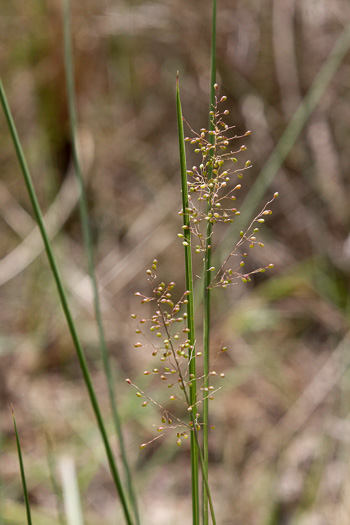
176,72,200,525
62,2,139,523
0,79,134,525
12,407,32,525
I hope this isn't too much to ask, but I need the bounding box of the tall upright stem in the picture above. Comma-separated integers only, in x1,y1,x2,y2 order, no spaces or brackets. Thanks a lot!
0,78,134,525
203,1,217,523
176,74,200,525
62,2,139,523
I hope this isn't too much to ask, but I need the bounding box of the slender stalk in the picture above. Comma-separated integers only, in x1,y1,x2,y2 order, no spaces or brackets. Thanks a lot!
194,429,216,525
159,270,217,525
0,79,134,525
62,2,139,523
203,1,217,523
176,73,200,525
12,407,32,525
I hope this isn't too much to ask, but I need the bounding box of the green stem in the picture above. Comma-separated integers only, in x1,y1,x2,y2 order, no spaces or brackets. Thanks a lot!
0,79,134,525
194,428,216,525
203,1,217,523
62,2,139,523
12,408,32,525
176,73,200,525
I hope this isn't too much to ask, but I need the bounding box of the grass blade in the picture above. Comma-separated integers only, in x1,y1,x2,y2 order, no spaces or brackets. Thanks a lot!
62,2,139,523
176,72,200,525
202,1,217,523
11,407,32,525
195,432,216,525
0,79,134,525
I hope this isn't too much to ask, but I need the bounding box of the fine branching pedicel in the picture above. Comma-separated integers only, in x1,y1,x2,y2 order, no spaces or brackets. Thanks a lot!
182,85,278,289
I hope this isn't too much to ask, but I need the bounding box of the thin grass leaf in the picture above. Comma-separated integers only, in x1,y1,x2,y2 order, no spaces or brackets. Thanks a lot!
176,72,200,525
202,1,217,524
194,430,216,525
0,79,134,525
62,2,139,523
12,407,32,525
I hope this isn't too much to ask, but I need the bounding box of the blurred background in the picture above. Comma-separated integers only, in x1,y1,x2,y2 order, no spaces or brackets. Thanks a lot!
1,0,350,524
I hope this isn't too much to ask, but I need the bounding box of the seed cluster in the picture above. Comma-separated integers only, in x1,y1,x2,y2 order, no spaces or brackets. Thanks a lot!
127,259,225,448
208,195,277,289
127,88,277,448
178,85,277,287
179,89,251,251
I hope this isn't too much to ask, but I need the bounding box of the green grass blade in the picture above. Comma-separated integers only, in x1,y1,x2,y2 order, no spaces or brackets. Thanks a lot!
209,0,217,100
62,2,139,523
202,1,217,523
195,430,216,525
176,72,200,525
11,407,33,525
0,79,134,525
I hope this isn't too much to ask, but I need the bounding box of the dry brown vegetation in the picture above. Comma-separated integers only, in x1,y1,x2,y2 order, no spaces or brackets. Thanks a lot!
1,1,350,524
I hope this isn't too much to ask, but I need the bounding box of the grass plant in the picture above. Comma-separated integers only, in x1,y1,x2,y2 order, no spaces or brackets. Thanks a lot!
129,44,275,525
0,79,134,525
1,0,275,522
7,3,348,525
62,1,139,523
202,3,217,523
0,0,350,525
176,73,200,524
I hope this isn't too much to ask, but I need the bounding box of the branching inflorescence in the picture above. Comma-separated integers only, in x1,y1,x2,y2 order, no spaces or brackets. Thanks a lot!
127,259,223,448
126,86,277,449
180,84,278,289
